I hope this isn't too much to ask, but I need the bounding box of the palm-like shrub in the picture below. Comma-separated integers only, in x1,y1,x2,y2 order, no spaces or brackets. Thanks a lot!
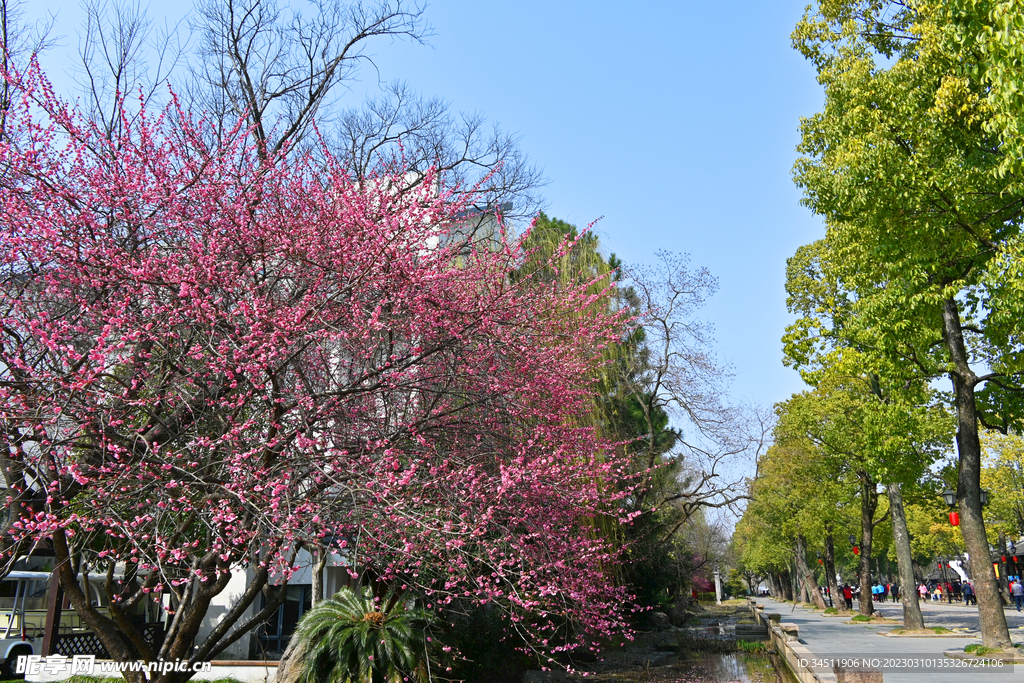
294,586,431,683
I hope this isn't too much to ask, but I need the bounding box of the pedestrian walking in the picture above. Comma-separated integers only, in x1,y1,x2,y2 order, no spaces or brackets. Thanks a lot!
842,585,853,610
1012,579,1024,611
892,583,900,603
962,581,975,606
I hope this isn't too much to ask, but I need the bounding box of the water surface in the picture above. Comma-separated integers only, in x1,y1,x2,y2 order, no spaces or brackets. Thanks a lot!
575,652,790,683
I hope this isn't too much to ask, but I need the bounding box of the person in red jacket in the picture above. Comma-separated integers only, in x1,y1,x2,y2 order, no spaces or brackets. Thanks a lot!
842,585,854,610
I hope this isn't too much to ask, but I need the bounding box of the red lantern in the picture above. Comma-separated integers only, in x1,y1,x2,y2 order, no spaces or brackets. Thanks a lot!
1003,556,1008,563
949,511,960,526
853,546,860,555
818,559,823,565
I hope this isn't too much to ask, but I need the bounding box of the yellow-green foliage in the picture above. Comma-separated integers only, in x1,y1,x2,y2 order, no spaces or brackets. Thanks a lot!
980,432,1024,541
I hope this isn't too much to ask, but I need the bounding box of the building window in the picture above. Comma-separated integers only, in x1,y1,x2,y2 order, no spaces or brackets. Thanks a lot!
254,585,311,658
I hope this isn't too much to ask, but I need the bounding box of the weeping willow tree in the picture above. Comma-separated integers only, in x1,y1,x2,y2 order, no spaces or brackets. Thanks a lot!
517,214,744,610
516,214,643,565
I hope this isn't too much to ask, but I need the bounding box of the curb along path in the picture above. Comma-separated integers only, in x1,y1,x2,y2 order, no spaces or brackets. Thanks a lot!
758,597,1024,683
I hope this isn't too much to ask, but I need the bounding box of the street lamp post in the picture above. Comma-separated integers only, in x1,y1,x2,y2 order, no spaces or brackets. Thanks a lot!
943,488,959,526
848,534,862,609
942,557,950,602
818,551,832,607
848,534,860,590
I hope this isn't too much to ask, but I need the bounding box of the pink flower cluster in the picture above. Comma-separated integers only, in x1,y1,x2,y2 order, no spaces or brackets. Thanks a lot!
0,62,636,652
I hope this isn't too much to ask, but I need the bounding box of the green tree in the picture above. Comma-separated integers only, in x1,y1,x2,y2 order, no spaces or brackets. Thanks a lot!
774,380,888,615
762,441,841,609
734,499,798,602
933,0,1024,190
981,432,1024,541
790,0,1024,648
770,365,951,626
980,430,1024,599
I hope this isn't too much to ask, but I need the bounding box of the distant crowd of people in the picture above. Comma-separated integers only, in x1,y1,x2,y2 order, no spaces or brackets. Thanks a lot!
831,582,902,609
766,576,1024,610
915,580,976,605
831,581,978,609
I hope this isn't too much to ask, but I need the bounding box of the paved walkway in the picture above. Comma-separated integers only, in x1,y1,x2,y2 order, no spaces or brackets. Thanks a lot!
760,597,1024,682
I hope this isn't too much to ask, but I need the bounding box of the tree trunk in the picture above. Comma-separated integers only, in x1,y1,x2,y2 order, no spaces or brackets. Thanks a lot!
776,570,792,602
311,547,327,608
858,470,877,616
943,298,1013,650
796,535,828,610
793,558,806,604
998,530,1012,604
887,483,925,629
824,527,839,610
52,531,146,683
272,636,307,683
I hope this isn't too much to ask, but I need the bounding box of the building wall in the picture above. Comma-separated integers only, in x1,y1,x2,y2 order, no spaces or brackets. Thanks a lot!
200,548,351,661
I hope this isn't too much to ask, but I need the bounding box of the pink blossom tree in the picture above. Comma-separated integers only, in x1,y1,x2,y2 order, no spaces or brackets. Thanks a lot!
0,64,633,681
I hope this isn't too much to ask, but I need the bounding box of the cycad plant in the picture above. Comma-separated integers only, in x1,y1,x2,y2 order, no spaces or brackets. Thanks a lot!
294,586,431,683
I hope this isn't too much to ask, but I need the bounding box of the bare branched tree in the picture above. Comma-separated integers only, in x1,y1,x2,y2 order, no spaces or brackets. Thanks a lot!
622,252,768,533
73,0,187,138
67,0,545,215
189,0,427,158
332,81,545,217
0,0,55,139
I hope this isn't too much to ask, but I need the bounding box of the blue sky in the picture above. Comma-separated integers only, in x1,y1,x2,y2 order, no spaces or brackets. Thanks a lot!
29,0,826,417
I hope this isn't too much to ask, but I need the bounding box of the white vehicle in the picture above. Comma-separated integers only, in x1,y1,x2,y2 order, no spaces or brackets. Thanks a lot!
0,571,49,678
0,569,168,676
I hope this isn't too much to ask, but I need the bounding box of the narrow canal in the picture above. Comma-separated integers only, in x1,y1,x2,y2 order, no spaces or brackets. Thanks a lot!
567,605,793,683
